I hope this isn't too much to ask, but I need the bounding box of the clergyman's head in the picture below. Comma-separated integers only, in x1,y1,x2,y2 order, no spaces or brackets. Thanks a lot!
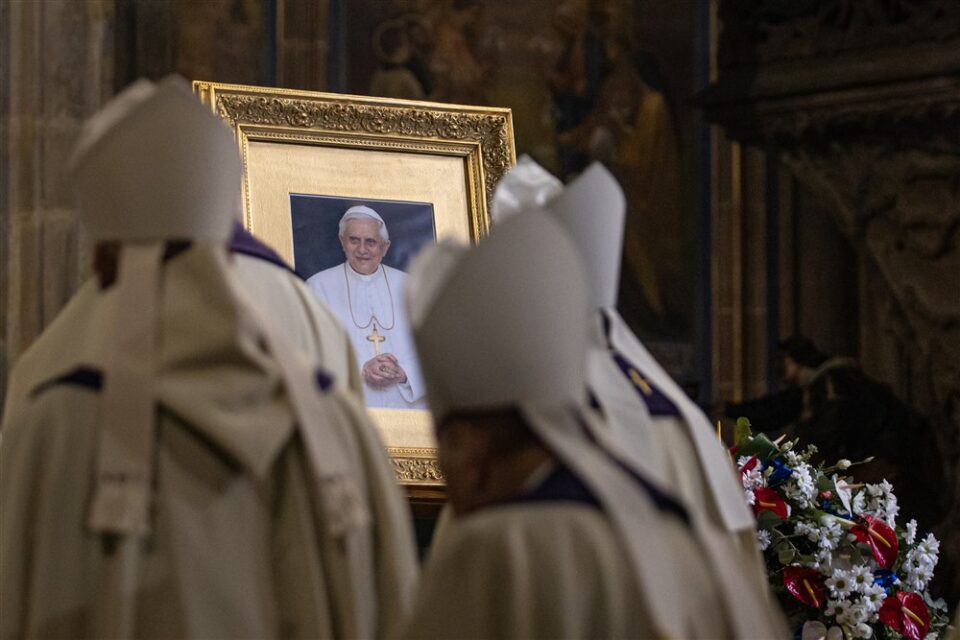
436,408,551,516
338,205,391,275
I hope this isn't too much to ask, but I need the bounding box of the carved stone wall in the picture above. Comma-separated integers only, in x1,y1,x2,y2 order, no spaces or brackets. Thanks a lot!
704,0,960,603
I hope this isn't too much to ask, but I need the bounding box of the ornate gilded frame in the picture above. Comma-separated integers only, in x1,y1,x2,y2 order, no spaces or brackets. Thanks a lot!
194,81,515,496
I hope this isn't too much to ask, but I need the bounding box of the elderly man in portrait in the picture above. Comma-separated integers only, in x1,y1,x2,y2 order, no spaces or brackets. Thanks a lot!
307,205,427,409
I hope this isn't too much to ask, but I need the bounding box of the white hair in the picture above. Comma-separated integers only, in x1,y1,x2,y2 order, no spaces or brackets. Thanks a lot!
338,205,389,241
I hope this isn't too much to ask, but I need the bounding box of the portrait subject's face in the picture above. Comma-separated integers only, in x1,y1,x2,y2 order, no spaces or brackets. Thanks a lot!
340,217,391,275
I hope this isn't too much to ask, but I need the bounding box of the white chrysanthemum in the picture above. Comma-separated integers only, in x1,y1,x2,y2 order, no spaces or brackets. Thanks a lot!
756,529,771,551
744,489,756,506
794,520,819,541
826,568,854,599
804,548,834,572
818,517,844,551
851,491,866,514
792,463,816,492
848,565,874,593
863,479,900,526
904,562,934,592
862,583,887,613
905,519,918,545
825,599,844,618
784,450,802,466
917,533,941,565
884,496,900,526
815,549,835,572
742,467,764,491
853,622,873,639
784,479,815,509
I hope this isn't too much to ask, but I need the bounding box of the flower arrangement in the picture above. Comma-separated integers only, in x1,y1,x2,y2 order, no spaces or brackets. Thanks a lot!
731,418,949,640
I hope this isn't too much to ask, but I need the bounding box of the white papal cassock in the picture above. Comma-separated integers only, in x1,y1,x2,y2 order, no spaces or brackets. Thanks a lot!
307,262,426,409
402,209,787,639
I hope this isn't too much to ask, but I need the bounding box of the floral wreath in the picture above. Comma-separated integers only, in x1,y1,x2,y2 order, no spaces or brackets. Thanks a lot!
732,418,950,640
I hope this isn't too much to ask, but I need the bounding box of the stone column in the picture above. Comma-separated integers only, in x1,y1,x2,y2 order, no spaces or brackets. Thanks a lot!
1,0,116,411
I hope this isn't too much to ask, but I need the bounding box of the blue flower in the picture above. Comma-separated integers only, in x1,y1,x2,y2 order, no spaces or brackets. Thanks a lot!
766,459,793,486
873,568,899,593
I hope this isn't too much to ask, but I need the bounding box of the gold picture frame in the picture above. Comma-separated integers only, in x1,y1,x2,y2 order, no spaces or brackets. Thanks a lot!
194,81,516,495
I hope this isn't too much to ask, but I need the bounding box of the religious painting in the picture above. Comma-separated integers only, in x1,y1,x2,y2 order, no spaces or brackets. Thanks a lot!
290,194,435,411
340,0,704,389
194,80,515,493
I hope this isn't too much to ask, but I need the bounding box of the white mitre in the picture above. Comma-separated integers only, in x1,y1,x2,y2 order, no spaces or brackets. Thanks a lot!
489,154,564,224
64,75,245,537
405,212,706,639
69,75,240,241
490,157,625,308
405,211,589,422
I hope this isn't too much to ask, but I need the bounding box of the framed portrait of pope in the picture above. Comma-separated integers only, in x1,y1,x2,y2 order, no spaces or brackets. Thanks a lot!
195,81,515,494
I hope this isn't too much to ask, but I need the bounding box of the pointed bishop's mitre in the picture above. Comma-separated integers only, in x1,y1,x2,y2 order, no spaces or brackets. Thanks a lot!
491,157,626,308
405,210,590,423
67,75,240,241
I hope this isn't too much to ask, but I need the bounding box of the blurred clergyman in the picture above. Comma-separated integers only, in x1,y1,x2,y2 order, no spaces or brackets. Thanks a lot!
398,203,786,638
0,76,416,639
1,221,361,424
307,206,427,409
485,156,786,632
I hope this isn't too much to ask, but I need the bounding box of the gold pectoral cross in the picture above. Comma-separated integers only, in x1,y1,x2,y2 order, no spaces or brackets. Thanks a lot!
628,368,653,396
367,324,386,355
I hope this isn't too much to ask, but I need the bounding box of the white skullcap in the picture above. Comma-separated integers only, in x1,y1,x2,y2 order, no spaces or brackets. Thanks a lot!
68,75,241,241
489,155,563,223
340,204,389,240
405,210,590,423
491,158,626,308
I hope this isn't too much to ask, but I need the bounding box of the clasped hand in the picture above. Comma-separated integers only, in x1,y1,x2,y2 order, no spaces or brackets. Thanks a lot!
362,353,407,388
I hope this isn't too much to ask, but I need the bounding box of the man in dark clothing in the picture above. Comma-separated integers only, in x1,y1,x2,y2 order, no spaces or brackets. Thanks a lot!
725,335,942,527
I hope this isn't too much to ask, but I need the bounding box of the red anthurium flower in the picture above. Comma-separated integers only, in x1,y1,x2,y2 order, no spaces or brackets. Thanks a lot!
783,566,826,609
739,454,759,475
851,515,898,568
879,592,930,640
752,487,789,519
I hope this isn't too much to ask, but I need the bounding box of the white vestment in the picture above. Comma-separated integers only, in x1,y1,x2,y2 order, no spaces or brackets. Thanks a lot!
587,307,772,596
0,248,418,639
307,263,426,409
2,253,360,423
402,472,726,639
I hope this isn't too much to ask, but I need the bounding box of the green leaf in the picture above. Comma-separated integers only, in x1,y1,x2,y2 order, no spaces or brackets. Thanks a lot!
757,510,784,530
734,417,753,448
776,542,796,565
738,433,780,459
